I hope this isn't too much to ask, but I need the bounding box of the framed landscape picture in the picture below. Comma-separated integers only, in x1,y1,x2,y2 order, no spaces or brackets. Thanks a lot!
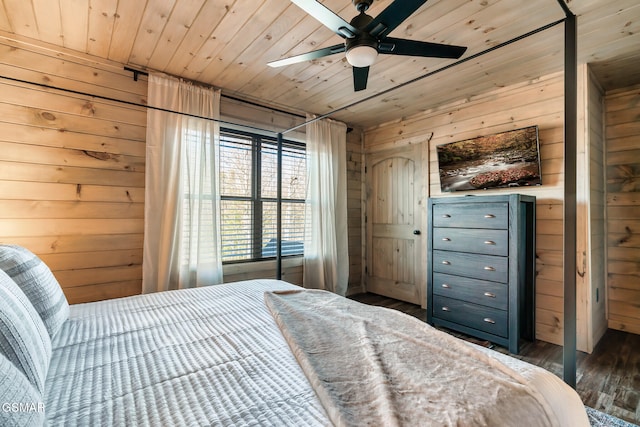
436,126,542,192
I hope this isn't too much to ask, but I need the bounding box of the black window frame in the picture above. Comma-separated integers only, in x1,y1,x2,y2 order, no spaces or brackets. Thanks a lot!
219,127,305,264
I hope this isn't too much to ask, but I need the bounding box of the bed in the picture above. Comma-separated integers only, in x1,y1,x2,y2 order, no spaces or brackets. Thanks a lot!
0,244,589,426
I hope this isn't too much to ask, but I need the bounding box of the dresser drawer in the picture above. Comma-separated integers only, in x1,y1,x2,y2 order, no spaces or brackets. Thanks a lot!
433,295,508,338
432,228,508,256
432,250,508,283
432,273,508,310
432,202,508,229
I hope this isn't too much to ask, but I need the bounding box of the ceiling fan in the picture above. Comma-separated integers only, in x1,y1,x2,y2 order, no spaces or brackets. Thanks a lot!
267,0,467,91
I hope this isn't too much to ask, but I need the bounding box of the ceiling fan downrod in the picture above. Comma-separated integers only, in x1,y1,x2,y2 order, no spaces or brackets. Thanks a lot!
353,0,373,13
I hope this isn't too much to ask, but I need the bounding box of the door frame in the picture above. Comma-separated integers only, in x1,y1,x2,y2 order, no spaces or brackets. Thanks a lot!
364,142,427,307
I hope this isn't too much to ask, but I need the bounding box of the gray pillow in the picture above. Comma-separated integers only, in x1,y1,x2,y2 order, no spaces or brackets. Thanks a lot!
0,244,69,338
0,352,45,427
0,269,52,394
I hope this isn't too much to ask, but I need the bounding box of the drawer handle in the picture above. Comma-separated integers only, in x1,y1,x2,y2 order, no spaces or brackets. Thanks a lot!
484,240,496,245
484,214,496,218
442,260,451,265
441,284,451,289
484,292,496,298
441,237,451,242
483,318,496,324
442,307,451,312
484,266,495,271
442,214,451,218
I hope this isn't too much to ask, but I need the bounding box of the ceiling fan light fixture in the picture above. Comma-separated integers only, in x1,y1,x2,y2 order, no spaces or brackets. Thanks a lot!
346,45,378,67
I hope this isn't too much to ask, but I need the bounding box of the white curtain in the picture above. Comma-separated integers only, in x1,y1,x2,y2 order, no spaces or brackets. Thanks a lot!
143,73,223,293
303,115,349,296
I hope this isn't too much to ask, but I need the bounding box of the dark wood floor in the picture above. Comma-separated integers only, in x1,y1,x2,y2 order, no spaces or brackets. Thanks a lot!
350,292,640,425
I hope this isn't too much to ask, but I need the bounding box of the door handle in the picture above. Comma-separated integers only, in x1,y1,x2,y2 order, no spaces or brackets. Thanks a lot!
413,230,421,235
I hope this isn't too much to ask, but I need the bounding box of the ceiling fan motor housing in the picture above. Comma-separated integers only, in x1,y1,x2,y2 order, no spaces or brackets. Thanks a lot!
349,10,374,30
347,10,377,52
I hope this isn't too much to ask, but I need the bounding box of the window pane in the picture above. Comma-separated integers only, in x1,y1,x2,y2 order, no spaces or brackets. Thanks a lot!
283,144,306,200
261,201,305,257
261,143,277,199
261,141,306,200
261,201,276,256
220,134,252,197
282,201,306,255
220,200,253,261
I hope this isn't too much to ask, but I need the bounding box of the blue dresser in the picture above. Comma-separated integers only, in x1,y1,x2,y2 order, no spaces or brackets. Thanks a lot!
426,194,536,354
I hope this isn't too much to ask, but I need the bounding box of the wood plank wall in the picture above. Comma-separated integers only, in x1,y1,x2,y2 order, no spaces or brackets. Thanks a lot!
0,38,364,301
586,68,607,346
605,83,640,335
575,64,607,353
364,72,567,346
0,38,147,304
346,128,364,294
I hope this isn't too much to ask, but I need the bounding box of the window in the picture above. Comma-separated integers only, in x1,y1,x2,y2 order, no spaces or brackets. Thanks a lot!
218,129,306,262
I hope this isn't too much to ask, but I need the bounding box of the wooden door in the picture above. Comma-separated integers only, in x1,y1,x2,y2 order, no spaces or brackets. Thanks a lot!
365,144,424,306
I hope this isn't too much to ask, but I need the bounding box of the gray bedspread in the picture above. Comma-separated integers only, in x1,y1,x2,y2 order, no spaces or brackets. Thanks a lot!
265,289,560,427
43,279,586,426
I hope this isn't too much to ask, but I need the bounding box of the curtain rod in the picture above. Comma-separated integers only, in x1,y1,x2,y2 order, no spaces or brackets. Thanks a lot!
221,94,306,120
122,66,306,120
0,74,277,136
124,66,147,81
281,16,566,135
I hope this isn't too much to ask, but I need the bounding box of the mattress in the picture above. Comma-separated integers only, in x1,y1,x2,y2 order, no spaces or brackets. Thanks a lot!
44,279,588,426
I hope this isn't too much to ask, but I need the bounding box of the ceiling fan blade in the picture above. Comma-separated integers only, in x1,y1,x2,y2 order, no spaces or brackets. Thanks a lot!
365,0,428,38
353,66,369,91
268,44,346,67
378,37,467,59
290,0,359,38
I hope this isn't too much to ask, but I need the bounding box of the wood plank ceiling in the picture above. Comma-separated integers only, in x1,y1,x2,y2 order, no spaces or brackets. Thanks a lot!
0,0,638,129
